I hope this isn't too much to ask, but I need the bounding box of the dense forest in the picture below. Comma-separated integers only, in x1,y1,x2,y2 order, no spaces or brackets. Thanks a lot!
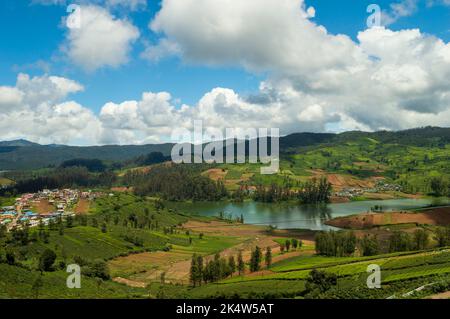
253,177,332,204
0,167,116,196
125,165,228,201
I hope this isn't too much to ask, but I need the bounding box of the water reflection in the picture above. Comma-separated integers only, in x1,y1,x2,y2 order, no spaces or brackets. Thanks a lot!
167,198,450,231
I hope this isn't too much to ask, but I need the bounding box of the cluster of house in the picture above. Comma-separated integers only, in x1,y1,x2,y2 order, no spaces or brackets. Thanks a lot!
1,189,102,229
0,206,17,226
334,181,403,199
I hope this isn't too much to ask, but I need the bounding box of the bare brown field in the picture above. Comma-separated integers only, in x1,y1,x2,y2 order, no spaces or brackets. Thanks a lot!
110,220,315,287
74,199,90,215
308,170,382,191
427,291,450,299
111,187,134,193
33,200,54,214
326,207,450,229
202,168,228,181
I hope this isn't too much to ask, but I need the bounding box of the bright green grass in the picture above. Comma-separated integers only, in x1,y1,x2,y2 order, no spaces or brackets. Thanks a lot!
0,264,146,299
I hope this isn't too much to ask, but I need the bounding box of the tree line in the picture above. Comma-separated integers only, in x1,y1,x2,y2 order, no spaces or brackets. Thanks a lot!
315,227,449,257
189,246,274,287
127,165,229,201
254,177,332,204
0,166,116,196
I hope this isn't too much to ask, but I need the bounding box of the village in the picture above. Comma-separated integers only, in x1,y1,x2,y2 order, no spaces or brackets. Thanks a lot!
334,181,403,199
0,189,102,230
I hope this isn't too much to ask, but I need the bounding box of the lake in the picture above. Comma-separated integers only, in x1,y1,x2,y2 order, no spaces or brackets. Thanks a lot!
167,198,450,231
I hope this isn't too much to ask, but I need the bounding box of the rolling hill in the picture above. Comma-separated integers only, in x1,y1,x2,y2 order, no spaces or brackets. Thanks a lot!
0,127,448,171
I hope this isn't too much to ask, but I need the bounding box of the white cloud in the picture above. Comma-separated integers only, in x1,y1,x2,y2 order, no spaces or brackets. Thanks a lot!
3,0,450,145
63,5,140,72
34,0,147,11
0,87,24,111
146,0,450,133
382,0,419,26
0,74,99,145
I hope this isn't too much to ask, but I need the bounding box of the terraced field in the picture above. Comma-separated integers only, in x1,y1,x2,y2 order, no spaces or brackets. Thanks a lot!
174,248,450,299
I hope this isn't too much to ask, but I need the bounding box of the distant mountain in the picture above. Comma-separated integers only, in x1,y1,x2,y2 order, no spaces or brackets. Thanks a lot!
0,127,448,170
0,143,174,170
0,139,40,147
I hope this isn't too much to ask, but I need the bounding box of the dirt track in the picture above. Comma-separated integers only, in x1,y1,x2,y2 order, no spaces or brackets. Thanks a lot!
427,291,450,299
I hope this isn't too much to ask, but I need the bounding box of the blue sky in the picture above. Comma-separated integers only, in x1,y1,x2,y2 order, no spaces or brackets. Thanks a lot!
0,0,448,111
0,0,450,145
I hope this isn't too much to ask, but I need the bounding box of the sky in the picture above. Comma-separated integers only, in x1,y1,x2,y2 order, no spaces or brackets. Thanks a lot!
0,0,450,145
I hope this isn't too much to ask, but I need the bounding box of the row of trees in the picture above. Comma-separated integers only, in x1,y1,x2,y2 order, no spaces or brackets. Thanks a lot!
316,227,446,257
190,252,245,286
315,231,357,257
254,177,332,204
189,246,274,286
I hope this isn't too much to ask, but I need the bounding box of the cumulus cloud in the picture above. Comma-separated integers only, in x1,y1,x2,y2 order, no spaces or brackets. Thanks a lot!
34,0,147,11
145,0,450,133
63,5,140,72
381,0,419,26
3,0,450,145
0,74,100,145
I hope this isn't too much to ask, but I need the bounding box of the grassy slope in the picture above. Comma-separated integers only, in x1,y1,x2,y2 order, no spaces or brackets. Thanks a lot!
172,248,450,299
212,137,449,195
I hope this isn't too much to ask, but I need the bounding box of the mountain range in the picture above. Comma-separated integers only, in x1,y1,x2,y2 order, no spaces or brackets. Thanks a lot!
0,127,448,171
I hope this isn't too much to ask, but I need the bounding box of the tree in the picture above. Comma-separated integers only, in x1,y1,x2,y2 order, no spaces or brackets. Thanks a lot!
359,235,379,256
31,275,44,299
66,216,74,228
280,244,285,253
5,250,15,265
305,269,337,297
237,251,245,275
265,247,272,269
413,229,429,250
196,255,204,285
0,225,6,238
291,239,299,250
190,254,200,287
39,249,57,272
430,176,449,197
228,256,236,276
250,246,262,272
87,260,110,280
436,226,450,247
59,224,64,236
315,231,357,257
285,240,291,252
389,231,413,253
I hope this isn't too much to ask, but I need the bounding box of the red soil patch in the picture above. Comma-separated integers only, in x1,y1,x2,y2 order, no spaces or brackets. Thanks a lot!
202,169,228,181
326,207,450,229
427,291,450,299
33,200,54,214
113,277,147,288
74,199,90,215
308,170,381,191
111,221,316,287
111,187,134,193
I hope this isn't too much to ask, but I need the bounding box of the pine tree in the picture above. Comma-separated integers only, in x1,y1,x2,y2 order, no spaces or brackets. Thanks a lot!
237,251,245,275
250,246,262,272
265,247,272,269
228,256,236,276
190,254,199,287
